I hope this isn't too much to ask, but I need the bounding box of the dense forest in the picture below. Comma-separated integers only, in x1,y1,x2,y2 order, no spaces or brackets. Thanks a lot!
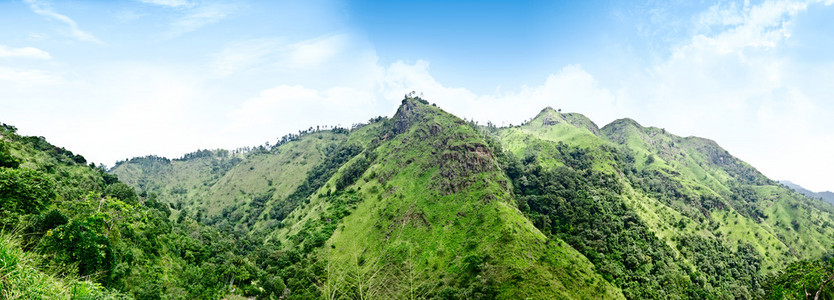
3,97,834,299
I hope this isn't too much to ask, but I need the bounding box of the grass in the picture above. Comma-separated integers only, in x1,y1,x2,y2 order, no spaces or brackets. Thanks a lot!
598,115,834,273
111,131,348,229
496,107,834,292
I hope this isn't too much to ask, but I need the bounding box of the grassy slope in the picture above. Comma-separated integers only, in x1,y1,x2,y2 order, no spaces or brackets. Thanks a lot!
286,100,622,299
498,110,691,247
265,122,386,245
492,107,834,298
111,132,347,227
599,117,834,271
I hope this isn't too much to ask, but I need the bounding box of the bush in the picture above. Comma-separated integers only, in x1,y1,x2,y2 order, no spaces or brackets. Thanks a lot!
0,140,20,168
0,168,56,217
40,219,115,282
104,182,138,205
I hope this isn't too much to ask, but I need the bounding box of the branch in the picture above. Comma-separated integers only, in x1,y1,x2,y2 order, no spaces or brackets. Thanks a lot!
814,273,834,300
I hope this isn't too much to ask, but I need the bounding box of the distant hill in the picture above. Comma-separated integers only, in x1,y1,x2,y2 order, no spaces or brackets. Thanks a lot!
780,180,834,206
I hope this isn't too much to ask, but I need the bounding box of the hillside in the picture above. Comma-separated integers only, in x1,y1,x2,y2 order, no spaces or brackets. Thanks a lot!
0,123,282,299
282,99,621,298
112,131,349,235
104,98,834,299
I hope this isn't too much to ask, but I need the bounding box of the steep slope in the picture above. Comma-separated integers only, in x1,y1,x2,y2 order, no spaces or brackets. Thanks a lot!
274,99,622,299
600,118,834,264
488,107,834,299
496,109,714,298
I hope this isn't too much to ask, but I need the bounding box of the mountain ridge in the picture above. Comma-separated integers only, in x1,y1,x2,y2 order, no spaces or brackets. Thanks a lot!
106,98,834,299
780,180,834,206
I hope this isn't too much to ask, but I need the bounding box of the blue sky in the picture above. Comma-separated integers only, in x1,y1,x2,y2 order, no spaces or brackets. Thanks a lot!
1,0,833,192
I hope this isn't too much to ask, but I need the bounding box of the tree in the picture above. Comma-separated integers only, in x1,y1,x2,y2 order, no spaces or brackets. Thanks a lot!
41,218,115,282
0,168,56,218
104,182,138,205
766,256,834,300
0,140,20,168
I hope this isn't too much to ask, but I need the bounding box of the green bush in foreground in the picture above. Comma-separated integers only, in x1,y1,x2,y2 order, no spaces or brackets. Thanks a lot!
0,231,130,299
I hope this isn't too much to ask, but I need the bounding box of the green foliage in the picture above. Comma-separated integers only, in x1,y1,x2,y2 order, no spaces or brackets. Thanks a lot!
0,139,21,168
506,148,699,298
105,182,139,205
41,218,116,281
674,235,764,298
40,99,834,299
1,231,129,299
22,209,69,249
335,151,375,191
765,254,834,299
0,167,56,222
0,123,273,299
314,98,622,299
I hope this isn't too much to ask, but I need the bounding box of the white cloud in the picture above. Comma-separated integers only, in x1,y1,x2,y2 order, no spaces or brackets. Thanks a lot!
618,0,834,192
228,85,375,130
371,61,619,127
0,45,51,59
4,0,832,194
225,58,619,149
24,0,103,44
286,35,349,68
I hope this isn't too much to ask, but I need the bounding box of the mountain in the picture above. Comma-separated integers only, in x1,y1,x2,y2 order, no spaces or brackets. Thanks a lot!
7,96,831,299
485,107,834,298
780,180,834,206
113,99,623,298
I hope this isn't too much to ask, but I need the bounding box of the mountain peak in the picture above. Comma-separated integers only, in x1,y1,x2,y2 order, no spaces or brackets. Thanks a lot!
603,118,643,130
392,96,433,134
529,107,600,134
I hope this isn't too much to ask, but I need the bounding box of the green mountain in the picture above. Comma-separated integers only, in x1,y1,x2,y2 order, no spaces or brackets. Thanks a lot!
113,99,622,299
5,96,834,299
492,107,834,298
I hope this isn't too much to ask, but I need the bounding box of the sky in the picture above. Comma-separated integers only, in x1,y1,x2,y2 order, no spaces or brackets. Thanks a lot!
0,0,832,192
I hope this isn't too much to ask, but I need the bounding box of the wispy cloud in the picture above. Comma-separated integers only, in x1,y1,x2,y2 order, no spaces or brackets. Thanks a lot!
163,2,238,39
23,0,104,44
210,34,349,76
0,45,51,59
